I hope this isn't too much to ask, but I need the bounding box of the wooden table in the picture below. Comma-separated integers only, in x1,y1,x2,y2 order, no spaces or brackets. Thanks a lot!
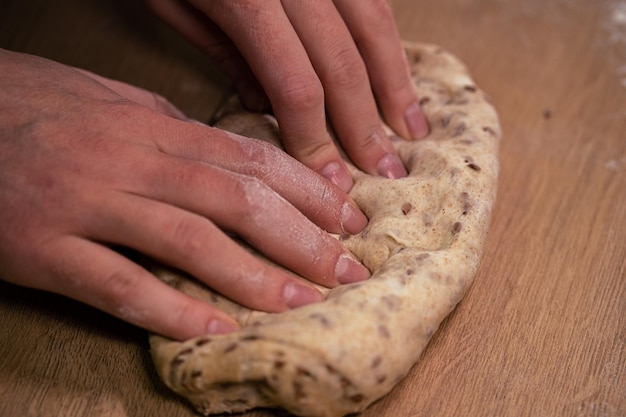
1,0,624,416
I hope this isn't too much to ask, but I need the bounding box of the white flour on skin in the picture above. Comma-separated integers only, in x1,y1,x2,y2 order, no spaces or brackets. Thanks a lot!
222,129,349,232
604,156,626,171
604,0,626,88
233,174,336,284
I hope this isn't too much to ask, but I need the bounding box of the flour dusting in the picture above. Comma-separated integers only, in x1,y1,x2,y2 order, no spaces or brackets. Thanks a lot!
605,0,626,88
604,156,626,171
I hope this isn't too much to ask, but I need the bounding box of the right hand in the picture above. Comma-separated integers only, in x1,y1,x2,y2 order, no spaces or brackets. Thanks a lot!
147,0,430,191
0,48,370,341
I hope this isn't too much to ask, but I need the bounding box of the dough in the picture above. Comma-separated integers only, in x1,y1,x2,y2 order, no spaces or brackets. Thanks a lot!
150,42,501,417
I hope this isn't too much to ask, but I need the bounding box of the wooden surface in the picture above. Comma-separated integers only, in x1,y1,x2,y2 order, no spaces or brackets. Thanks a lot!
1,0,624,416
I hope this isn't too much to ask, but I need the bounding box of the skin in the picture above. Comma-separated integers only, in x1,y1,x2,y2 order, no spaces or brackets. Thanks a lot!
0,1,429,341
147,0,430,187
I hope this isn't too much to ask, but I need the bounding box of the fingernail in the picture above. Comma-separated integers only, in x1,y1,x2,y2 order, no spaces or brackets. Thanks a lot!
340,202,368,235
377,153,408,179
321,161,354,193
283,281,323,309
206,318,239,334
335,254,370,284
405,102,429,140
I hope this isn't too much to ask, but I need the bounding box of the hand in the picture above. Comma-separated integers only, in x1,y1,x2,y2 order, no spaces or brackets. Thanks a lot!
147,0,430,192
0,49,370,340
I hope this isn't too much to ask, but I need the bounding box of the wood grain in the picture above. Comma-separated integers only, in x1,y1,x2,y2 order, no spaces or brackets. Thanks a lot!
0,0,624,416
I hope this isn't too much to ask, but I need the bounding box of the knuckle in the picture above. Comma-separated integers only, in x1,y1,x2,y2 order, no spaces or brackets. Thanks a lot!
369,0,393,16
387,75,414,100
303,179,337,222
168,298,205,330
243,140,283,176
241,270,285,312
165,164,196,190
317,181,335,207
275,71,324,115
98,267,141,308
292,139,335,161
230,175,273,221
357,129,385,152
360,0,394,27
169,216,210,260
328,48,367,91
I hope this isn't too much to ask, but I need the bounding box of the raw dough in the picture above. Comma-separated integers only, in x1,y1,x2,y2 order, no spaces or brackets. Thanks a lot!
150,42,501,417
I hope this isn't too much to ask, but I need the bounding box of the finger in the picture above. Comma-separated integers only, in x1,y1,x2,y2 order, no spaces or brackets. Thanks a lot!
281,0,407,179
333,0,429,140
146,0,270,112
144,120,367,235
85,189,328,308
91,160,369,287
37,236,240,340
90,192,326,307
192,1,355,191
